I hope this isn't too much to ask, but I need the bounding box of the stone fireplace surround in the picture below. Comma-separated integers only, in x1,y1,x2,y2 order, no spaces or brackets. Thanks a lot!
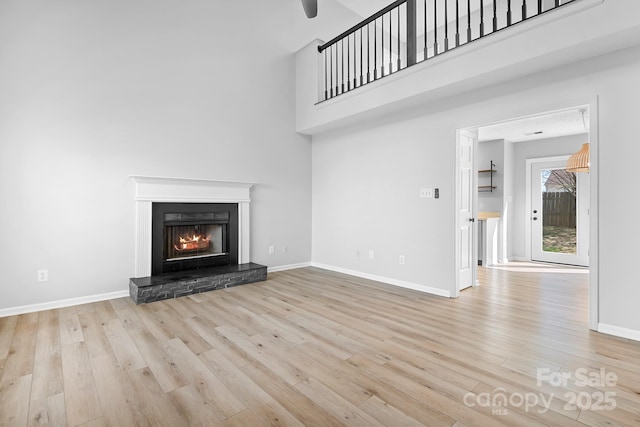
129,176,266,303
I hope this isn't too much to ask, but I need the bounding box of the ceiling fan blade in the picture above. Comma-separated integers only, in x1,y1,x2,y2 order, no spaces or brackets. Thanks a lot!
300,0,317,18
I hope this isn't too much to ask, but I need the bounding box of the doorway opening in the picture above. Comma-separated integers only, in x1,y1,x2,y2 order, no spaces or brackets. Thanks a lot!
455,103,598,330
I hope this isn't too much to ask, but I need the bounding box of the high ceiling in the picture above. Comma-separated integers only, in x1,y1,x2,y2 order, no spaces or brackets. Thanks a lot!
335,0,481,21
334,0,401,18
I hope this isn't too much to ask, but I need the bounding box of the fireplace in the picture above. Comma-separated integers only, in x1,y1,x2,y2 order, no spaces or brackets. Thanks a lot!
130,176,266,304
151,203,238,275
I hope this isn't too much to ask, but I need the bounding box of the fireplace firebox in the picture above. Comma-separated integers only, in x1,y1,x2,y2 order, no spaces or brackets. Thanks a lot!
151,203,238,275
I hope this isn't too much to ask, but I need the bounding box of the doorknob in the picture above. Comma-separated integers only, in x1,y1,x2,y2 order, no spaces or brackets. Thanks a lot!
469,218,475,222
533,217,538,221
533,210,538,214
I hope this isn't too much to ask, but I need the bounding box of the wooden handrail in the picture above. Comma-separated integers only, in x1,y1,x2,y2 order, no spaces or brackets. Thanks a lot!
318,0,407,52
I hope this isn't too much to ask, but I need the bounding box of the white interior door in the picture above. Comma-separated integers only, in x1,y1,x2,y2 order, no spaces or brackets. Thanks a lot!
531,159,589,266
457,131,476,292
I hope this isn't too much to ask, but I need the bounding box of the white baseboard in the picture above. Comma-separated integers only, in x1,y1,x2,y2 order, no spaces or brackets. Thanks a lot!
0,262,452,317
310,262,451,298
598,323,640,342
267,262,312,273
0,290,130,318
0,262,314,318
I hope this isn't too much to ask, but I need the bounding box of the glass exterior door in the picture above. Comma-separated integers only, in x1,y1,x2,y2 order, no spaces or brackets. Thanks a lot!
531,159,589,266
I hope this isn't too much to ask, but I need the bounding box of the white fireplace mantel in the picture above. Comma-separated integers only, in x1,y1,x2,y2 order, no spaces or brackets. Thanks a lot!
130,176,254,278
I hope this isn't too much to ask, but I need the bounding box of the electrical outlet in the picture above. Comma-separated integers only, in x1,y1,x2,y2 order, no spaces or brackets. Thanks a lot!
37,269,48,282
282,246,288,254
268,246,275,255
399,255,405,265
369,250,374,259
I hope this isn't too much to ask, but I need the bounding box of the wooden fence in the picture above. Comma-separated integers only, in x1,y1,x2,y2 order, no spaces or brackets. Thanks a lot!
543,192,576,227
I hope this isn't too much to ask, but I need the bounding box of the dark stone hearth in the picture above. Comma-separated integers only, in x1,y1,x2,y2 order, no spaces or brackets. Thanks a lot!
129,263,267,304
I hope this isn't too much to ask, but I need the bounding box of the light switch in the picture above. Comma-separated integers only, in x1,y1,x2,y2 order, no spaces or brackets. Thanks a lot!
420,188,433,199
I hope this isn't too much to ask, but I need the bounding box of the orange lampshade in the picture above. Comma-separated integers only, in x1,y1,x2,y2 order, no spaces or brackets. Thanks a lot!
566,143,590,173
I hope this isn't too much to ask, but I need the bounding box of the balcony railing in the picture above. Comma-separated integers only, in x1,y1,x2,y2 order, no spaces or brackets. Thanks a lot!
318,0,576,102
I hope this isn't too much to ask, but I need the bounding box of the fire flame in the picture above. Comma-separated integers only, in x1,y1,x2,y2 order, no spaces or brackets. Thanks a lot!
174,234,211,251
180,234,202,243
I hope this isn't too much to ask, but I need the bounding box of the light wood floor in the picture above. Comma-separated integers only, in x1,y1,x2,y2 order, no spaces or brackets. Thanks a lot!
1,265,639,426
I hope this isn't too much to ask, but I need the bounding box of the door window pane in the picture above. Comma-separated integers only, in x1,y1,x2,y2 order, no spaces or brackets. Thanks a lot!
541,169,577,255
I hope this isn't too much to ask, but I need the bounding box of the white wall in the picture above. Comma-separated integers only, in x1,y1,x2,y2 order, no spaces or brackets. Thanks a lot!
477,139,504,212
0,0,323,311
313,114,457,295
312,44,640,334
509,133,588,260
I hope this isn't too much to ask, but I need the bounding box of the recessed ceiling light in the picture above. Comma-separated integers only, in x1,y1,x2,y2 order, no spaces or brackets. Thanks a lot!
524,131,544,136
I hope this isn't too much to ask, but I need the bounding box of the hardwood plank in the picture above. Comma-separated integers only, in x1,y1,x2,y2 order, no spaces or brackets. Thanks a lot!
60,342,102,426
469,381,584,427
248,402,307,427
577,404,640,427
125,326,189,393
199,348,305,427
109,297,147,330
31,310,63,401
152,308,213,355
58,307,84,345
285,346,373,407
2,313,38,382
346,353,507,427
168,384,227,426
286,312,385,362
294,377,386,427
162,337,246,420
127,367,189,427
358,395,426,427
215,325,307,386
224,408,264,427
34,310,60,360
262,312,353,361
91,300,120,324
30,352,63,402
183,317,252,369
0,316,18,361
236,305,306,346
294,343,456,427
90,354,142,426
135,303,176,342
163,295,199,320
0,374,32,427
76,310,113,360
232,353,346,427
102,318,147,371
76,417,107,427
200,296,265,337
28,393,67,427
